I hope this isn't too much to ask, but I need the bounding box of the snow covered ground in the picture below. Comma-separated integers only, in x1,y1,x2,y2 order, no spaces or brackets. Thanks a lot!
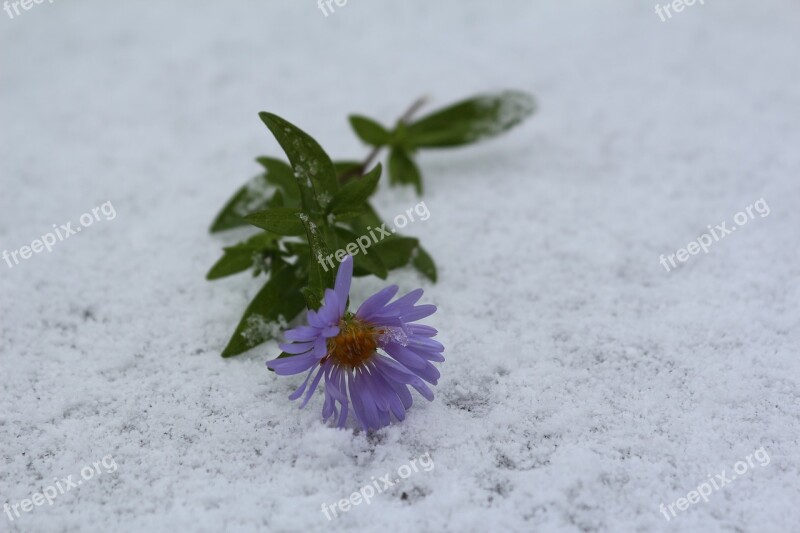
2,1,799,531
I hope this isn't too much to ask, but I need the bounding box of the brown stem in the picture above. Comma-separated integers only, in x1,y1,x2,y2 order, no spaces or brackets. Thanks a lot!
399,96,428,123
338,96,428,183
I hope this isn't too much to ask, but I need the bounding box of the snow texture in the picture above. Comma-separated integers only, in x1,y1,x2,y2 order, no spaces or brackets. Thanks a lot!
2,1,799,532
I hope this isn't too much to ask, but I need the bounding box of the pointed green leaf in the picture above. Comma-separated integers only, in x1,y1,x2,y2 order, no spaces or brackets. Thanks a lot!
348,201,384,234
256,157,300,207
259,112,338,214
209,174,275,233
407,90,535,148
372,236,419,270
334,160,362,176
283,241,310,260
245,207,305,236
267,188,284,208
300,213,336,308
349,115,391,146
388,148,422,194
412,245,437,282
210,158,299,233
207,249,256,280
220,264,306,357
334,160,364,183
333,226,388,279
206,232,278,280
327,163,381,218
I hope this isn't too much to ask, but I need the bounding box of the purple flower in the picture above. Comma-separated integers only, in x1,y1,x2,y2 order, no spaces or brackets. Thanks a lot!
267,255,443,430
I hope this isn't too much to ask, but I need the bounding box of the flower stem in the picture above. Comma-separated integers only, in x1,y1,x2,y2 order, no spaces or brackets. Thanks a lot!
338,96,428,183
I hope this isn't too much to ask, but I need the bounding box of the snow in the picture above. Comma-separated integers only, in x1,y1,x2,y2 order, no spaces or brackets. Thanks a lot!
2,1,800,532
241,315,287,349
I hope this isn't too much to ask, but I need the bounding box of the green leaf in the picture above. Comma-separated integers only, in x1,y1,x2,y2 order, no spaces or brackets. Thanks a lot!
209,174,275,233
299,212,336,309
220,264,306,357
334,160,362,176
257,113,340,308
267,188,284,208
412,245,437,282
407,90,536,148
256,157,300,207
332,226,388,279
258,112,338,214
347,201,384,234
388,148,422,194
345,202,403,248
349,115,390,146
372,236,419,270
206,232,278,280
209,158,300,233
245,207,305,236
283,241,310,259
327,163,381,218
207,249,256,280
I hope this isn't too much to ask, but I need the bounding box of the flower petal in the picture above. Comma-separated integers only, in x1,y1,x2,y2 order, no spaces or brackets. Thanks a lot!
279,341,314,355
414,361,441,385
356,285,399,320
321,325,340,338
408,337,445,353
267,352,319,376
288,367,316,400
284,325,321,342
334,255,353,316
368,362,406,421
299,363,327,408
347,370,369,430
374,288,424,318
401,304,437,322
362,368,390,412
355,369,381,430
307,309,325,328
407,324,438,338
322,388,335,420
313,335,328,357
374,355,434,401
318,289,341,324
383,343,427,370
335,371,349,429
389,380,414,409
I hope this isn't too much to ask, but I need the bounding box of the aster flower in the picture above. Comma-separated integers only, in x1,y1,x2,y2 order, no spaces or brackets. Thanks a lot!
266,255,443,430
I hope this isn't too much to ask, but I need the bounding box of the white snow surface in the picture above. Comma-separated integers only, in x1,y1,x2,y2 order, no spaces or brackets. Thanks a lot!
2,1,800,532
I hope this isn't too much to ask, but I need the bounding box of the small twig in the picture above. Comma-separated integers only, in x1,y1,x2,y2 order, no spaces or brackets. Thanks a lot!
338,96,428,183
399,96,428,123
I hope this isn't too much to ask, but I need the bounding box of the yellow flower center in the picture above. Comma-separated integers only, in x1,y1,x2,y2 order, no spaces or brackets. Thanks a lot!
325,317,378,368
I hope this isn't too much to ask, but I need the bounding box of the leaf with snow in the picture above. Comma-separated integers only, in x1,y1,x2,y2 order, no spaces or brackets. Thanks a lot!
406,90,536,148
206,232,278,280
209,158,297,233
244,207,305,236
220,264,306,357
259,112,339,215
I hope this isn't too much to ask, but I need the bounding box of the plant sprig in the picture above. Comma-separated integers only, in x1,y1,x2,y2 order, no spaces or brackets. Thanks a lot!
208,90,536,357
